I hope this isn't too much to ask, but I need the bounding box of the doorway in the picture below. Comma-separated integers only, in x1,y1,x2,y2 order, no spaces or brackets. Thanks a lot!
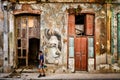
29,38,40,67
75,14,87,71
15,14,40,68
68,13,94,71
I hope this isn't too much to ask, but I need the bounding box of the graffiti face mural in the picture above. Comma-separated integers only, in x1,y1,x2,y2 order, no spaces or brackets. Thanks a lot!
44,28,62,65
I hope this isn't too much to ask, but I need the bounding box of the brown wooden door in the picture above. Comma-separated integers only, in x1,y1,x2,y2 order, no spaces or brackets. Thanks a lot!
75,37,87,71
15,15,40,67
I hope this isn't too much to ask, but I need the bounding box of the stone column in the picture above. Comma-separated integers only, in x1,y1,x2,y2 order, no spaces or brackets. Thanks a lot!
2,1,9,72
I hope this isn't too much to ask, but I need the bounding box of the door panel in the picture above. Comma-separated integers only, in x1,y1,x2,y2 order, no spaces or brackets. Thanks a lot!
86,14,94,35
81,37,87,70
75,38,81,70
75,53,81,70
75,37,87,71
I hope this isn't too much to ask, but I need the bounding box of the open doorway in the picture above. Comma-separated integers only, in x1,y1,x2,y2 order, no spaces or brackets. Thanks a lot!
29,38,40,68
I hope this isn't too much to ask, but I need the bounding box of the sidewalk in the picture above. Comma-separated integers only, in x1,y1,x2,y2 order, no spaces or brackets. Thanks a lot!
20,73,120,80
1,72,120,80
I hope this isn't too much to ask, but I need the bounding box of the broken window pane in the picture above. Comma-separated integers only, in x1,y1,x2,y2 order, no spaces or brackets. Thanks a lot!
22,17,27,28
23,49,26,56
22,39,27,49
75,25,84,35
28,16,34,27
18,49,21,56
17,39,21,47
75,14,85,36
22,29,27,38
17,28,21,37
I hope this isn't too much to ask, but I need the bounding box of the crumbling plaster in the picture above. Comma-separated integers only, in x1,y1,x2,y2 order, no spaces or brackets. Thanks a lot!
5,2,108,72
111,4,120,64
0,1,3,72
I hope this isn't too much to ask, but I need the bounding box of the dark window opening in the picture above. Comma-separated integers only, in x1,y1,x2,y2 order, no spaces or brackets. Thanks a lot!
23,49,26,56
18,49,21,56
17,39,21,47
75,14,85,36
18,59,26,67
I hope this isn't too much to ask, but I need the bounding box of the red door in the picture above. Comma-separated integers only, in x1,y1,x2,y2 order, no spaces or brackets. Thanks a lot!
75,37,87,71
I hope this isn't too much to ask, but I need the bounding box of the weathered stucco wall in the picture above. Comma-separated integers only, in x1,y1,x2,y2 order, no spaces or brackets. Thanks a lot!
111,4,120,65
1,0,120,73
38,3,68,65
0,0,120,73
7,3,107,72
0,1,4,72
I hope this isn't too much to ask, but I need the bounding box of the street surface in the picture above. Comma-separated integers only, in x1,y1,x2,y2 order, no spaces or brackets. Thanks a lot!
0,73,120,80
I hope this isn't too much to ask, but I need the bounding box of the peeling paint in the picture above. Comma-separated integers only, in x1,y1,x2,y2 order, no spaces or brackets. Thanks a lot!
1,0,120,73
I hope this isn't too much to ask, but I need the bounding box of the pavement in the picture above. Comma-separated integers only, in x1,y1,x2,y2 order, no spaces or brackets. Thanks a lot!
0,72,120,80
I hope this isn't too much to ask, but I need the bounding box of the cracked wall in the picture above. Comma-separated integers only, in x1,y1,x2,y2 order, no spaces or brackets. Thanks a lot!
9,3,107,72
110,4,120,65
0,1,4,72
1,1,118,72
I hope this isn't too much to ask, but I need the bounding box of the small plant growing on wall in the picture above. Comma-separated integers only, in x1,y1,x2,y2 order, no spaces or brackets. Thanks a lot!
67,5,82,15
75,5,82,15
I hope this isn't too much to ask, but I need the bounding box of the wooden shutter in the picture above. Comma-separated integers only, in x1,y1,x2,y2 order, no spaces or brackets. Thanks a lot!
68,15,75,36
86,14,94,35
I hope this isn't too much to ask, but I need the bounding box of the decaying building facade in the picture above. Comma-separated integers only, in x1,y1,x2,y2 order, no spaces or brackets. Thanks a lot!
0,0,120,73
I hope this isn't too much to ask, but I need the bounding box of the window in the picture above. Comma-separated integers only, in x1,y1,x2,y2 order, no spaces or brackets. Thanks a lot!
75,14,94,36
75,14,85,36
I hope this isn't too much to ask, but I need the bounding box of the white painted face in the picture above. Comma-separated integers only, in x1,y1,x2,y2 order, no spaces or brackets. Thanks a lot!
49,36,59,57
49,36,59,48
47,35,61,64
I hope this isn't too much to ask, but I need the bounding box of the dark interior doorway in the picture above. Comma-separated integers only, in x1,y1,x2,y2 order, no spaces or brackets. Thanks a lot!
29,38,40,67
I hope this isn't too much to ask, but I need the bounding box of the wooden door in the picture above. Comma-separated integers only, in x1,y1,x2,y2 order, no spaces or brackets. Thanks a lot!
75,37,87,71
15,15,40,67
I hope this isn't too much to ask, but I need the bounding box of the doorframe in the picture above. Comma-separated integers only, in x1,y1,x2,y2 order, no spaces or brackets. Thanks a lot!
67,12,95,71
14,14,41,68
13,4,41,68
